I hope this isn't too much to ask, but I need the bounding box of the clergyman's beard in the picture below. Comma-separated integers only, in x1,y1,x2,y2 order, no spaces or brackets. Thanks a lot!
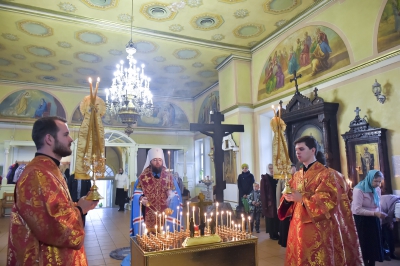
53,138,72,158
151,165,163,175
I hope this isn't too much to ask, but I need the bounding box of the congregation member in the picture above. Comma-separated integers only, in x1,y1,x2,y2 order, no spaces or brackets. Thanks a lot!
352,170,387,265
7,116,98,265
248,182,262,233
260,163,279,240
380,194,400,261
237,163,255,208
115,167,129,211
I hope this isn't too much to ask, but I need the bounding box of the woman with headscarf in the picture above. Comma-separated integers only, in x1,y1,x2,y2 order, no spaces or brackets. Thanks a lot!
351,170,388,266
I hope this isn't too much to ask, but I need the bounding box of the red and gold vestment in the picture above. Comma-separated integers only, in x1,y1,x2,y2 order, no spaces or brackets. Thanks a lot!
137,166,175,230
7,155,87,266
278,162,345,266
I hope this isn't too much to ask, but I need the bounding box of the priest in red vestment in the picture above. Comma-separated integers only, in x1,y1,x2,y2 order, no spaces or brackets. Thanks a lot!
278,136,346,266
7,116,98,265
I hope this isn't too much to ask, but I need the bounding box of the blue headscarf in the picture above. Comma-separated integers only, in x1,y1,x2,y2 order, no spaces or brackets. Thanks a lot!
354,170,381,207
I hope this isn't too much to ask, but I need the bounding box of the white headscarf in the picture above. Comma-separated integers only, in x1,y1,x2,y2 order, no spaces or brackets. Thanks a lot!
142,148,166,172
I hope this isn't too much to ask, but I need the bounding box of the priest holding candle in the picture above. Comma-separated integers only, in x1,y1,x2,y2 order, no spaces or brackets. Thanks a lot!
130,148,182,237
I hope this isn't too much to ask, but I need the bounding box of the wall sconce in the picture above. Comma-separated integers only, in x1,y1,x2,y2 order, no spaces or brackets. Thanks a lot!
372,79,386,104
208,147,214,162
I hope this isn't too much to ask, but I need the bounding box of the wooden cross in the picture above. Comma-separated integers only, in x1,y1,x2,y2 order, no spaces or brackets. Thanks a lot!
189,193,213,224
354,107,361,117
290,71,302,94
190,112,244,202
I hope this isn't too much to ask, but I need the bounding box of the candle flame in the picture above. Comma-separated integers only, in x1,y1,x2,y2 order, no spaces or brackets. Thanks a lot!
88,77,92,83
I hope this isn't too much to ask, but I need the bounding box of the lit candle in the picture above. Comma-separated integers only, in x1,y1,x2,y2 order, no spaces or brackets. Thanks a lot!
180,211,182,232
242,216,245,232
186,211,189,230
271,105,277,117
139,200,142,236
192,206,195,222
221,211,224,227
176,206,179,231
143,224,146,236
248,216,251,234
216,211,219,230
155,211,158,228
88,77,93,91
155,225,158,238
95,77,100,90
164,214,167,232
204,213,207,225
226,211,228,227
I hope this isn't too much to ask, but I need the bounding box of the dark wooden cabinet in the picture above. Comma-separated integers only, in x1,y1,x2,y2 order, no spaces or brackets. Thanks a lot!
341,109,392,194
279,89,341,171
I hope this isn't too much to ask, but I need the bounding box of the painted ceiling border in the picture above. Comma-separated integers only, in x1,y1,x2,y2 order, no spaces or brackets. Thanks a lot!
0,1,250,54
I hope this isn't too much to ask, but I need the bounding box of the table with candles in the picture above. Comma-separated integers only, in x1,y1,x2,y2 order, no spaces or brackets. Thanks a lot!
131,197,258,266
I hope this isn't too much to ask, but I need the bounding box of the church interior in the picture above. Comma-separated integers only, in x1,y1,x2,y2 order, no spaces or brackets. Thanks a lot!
0,0,400,265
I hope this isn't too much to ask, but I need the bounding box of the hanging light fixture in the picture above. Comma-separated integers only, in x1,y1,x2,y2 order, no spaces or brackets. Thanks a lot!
105,0,153,136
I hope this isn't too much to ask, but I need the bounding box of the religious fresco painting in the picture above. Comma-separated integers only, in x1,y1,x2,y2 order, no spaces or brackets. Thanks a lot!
223,150,237,185
0,89,66,121
355,143,380,182
257,25,350,101
198,91,220,124
72,100,189,129
377,0,400,53
138,101,189,129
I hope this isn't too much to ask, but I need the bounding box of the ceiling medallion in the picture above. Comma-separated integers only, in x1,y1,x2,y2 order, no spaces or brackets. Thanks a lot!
233,9,249,18
153,56,166,62
185,81,203,87
164,65,186,73
275,19,287,27
169,24,184,32
134,41,158,53
190,13,224,30
74,52,102,63
1,33,19,41
118,13,133,23
197,70,217,78
109,49,123,55
20,68,32,73
263,0,300,14
0,71,18,78
12,54,26,60
80,0,119,10
31,62,57,71
75,30,107,45
192,62,203,68
233,23,265,38
24,45,55,57
186,0,203,8
0,58,12,66
212,54,229,65
140,2,177,21
212,34,225,41
59,60,73,65
62,73,73,78
75,67,97,76
37,75,58,82
173,48,201,60
58,2,77,12
16,20,53,37
57,41,72,48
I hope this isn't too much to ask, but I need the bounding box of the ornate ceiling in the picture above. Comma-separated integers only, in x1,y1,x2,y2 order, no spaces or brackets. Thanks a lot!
0,0,328,99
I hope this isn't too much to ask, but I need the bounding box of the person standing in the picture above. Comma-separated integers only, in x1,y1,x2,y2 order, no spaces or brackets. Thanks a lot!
115,168,129,211
248,183,262,233
237,163,255,208
130,148,182,236
260,163,279,240
380,194,400,260
7,116,98,265
352,170,387,265
278,136,346,265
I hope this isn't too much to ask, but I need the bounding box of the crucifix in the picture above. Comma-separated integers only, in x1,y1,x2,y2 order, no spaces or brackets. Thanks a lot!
190,111,245,202
354,107,361,118
290,70,302,94
189,193,213,225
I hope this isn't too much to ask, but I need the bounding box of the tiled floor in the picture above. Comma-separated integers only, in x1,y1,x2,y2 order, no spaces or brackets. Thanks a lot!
0,208,399,266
